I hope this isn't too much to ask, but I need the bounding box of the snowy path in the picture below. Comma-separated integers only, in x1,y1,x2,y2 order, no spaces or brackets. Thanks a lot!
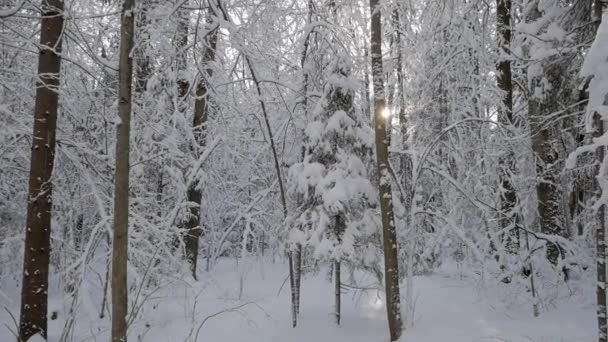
0,259,595,341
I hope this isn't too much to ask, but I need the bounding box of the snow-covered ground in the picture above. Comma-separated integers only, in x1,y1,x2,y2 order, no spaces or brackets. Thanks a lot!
0,257,594,342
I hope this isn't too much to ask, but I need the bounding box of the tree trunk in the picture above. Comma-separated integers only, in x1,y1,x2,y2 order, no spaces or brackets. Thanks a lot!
18,1,64,340
292,0,314,318
595,5,608,342
111,0,136,341
369,0,403,340
134,0,151,94
243,53,296,326
593,4,607,333
334,260,341,325
185,16,218,280
334,215,344,325
294,243,302,316
596,112,607,342
496,0,520,254
529,90,562,265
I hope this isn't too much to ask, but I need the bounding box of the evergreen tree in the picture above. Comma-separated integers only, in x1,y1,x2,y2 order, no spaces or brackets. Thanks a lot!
288,53,381,325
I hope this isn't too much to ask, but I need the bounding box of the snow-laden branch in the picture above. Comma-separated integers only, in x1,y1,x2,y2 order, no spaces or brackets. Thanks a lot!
0,0,24,18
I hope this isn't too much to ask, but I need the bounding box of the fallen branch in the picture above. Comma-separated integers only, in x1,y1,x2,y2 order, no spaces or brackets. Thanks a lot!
193,302,255,342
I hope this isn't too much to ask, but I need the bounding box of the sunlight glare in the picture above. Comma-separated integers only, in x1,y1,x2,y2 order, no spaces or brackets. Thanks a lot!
382,107,392,119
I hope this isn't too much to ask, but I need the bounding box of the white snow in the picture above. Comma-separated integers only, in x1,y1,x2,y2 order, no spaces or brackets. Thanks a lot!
0,1,24,18
27,334,45,342
582,11,608,124
0,258,594,342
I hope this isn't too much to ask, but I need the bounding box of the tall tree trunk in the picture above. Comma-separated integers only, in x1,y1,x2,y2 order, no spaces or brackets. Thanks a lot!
111,0,136,341
524,1,564,267
292,0,314,318
594,5,607,340
211,0,297,326
529,87,562,266
18,1,64,340
334,259,341,325
596,112,607,342
496,0,519,254
244,54,294,326
185,16,218,280
294,244,302,316
369,0,403,340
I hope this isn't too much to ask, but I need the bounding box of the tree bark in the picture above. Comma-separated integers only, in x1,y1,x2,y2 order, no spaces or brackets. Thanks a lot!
334,259,341,325
334,215,343,325
529,84,563,265
594,6,607,337
243,54,294,326
18,1,64,340
523,1,564,266
496,0,520,253
292,0,314,319
111,0,136,341
369,0,403,340
596,112,607,342
134,1,151,94
185,16,218,280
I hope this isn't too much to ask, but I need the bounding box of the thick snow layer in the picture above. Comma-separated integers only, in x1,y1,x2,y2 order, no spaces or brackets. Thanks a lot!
582,11,608,126
27,334,46,342
0,258,594,342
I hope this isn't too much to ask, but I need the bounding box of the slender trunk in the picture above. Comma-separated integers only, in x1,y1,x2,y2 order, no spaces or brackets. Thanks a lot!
496,0,519,253
134,1,151,94
364,47,372,122
292,0,314,318
243,55,296,326
18,1,64,340
596,110,607,341
524,227,540,317
185,17,218,280
334,215,343,325
394,9,415,318
334,260,341,325
288,252,297,327
294,244,302,316
111,0,136,341
369,0,403,340
100,233,111,319
212,0,294,326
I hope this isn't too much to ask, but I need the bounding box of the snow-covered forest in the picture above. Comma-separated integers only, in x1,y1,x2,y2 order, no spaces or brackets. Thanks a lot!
1,0,608,341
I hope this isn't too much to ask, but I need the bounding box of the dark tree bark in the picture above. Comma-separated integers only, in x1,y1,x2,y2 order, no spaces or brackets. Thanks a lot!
594,5,607,340
185,16,218,280
595,112,607,342
523,1,565,266
369,0,403,340
134,0,152,94
18,1,65,340
291,0,314,320
496,0,520,254
111,0,136,340
334,259,341,325
529,80,564,266
334,216,344,325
